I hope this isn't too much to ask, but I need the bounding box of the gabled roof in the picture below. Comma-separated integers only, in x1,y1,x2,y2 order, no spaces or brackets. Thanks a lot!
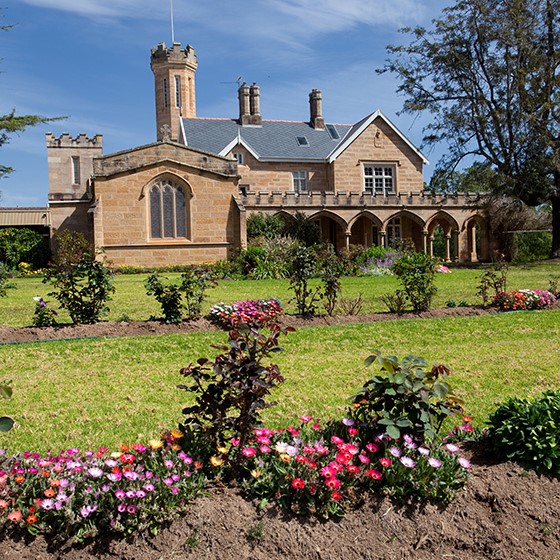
180,118,353,162
180,111,428,165
327,110,429,164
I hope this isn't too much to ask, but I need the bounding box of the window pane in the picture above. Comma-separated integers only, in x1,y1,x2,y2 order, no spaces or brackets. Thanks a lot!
175,187,187,237
150,187,162,238
163,185,174,237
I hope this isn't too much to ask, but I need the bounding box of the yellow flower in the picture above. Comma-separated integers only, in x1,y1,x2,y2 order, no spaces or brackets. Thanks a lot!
250,469,261,478
210,456,223,467
170,429,183,440
149,439,163,450
110,452,122,459
171,443,182,450
217,446,228,455
280,453,291,463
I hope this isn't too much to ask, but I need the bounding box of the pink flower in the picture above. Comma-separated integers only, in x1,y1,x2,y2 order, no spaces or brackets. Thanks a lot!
458,457,471,469
428,457,442,468
379,457,392,467
8,510,22,522
300,415,312,423
366,469,383,480
325,477,341,489
399,456,416,468
242,447,257,457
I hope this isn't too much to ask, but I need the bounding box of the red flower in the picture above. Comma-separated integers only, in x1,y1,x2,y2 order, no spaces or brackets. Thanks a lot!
331,491,342,502
379,457,392,467
291,478,305,489
366,469,383,480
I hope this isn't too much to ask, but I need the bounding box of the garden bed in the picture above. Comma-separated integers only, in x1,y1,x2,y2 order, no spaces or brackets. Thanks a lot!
1,445,559,559
0,306,495,344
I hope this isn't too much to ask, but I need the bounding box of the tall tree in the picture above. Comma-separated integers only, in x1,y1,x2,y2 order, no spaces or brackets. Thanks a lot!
380,0,560,257
1,18,63,181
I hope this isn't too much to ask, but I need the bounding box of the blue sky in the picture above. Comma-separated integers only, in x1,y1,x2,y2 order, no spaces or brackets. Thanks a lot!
1,0,448,207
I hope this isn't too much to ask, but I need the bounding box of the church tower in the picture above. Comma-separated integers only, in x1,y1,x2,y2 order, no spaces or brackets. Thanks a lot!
151,42,198,142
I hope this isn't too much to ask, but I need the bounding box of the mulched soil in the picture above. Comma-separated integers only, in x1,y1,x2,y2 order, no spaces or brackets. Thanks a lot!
1,306,559,558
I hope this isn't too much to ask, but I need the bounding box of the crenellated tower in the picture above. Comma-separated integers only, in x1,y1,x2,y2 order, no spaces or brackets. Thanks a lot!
151,41,198,142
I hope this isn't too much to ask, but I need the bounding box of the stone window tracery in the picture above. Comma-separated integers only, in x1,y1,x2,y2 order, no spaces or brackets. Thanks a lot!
149,179,188,239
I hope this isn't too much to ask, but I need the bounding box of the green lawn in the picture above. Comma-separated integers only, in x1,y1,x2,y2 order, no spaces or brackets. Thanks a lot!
1,308,558,454
1,260,559,327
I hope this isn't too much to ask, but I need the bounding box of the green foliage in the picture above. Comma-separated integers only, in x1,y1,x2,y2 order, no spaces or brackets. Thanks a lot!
355,245,389,266
246,212,285,240
349,350,464,442
288,245,322,316
0,264,14,297
0,228,50,270
512,231,552,263
381,290,407,314
284,212,321,246
177,323,291,471
0,381,14,433
237,246,267,277
391,252,437,312
476,253,509,306
487,390,560,474
145,268,216,323
44,230,114,324
31,296,57,327
318,246,344,316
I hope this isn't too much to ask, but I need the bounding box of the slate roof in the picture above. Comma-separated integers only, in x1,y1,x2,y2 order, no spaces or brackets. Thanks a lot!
180,118,353,162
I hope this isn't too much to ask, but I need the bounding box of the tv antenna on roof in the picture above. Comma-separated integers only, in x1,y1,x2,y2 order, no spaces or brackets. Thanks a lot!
220,76,244,87
170,0,175,43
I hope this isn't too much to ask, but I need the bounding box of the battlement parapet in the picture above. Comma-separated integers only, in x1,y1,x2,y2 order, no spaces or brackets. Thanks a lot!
150,41,197,68
46,133,103,149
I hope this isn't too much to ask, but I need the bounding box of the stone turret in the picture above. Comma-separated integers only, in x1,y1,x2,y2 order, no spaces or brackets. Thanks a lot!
151,41,198,142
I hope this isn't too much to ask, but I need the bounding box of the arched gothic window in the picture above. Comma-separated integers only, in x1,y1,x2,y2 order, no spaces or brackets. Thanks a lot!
149,179,188,239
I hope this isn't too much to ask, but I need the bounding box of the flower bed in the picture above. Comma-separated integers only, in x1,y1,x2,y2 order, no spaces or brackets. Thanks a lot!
0,432,204,538
492,289,556,311
209,298,283,327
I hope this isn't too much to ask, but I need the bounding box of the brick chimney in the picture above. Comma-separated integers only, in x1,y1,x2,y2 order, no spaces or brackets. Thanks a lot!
309,89,324,129
238,82,251,125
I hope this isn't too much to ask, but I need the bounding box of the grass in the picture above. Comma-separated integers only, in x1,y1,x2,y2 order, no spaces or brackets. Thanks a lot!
1,308,558,453
1,260,559,327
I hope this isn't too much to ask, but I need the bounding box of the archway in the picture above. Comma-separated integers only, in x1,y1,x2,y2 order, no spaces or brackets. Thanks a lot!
426,212,460,262
383,211,425,252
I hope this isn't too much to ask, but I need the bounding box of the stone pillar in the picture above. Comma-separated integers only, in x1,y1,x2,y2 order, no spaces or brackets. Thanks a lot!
422,230,428,253
470,224,478,262
428,236,434,257
345,230,351,250
445,233,451,262
380,230,387,248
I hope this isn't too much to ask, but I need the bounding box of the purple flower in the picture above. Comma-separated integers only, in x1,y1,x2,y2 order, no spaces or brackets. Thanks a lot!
114,489,125,499
144,483,155,492
164,460,175,469
163,477,173,486
399,456,416,468
388,446,402,458
446,443,460,453
135,490,146,499
117,503,126,513
418,447,430,456
341,418,355,426
126,504,137,514
87,467,103,478
428,457,442,468
107,472,122,482
125,490,136,499
41,499,55,510
458,457,471,469
123,471,139,481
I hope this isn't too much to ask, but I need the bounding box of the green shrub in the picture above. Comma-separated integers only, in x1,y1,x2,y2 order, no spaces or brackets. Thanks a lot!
487,390,560,474
0,264,14,297
476,252,509,306
349,350,464,442
0,227,50,270
391,252,437,312
44,231,114,325
31,296,58,327
145,267,216,323
512,231,552,263
355,245,389,267
318,246,344,316
284,211,321,246
246,212,286,240
288,245,322,316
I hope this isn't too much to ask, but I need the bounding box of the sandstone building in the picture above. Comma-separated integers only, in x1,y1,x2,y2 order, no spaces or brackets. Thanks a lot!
43,40,494,266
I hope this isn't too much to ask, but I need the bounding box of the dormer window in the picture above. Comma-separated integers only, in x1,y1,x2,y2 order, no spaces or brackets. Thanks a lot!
233,152,244,165
296,136,309,146
326,124,340,140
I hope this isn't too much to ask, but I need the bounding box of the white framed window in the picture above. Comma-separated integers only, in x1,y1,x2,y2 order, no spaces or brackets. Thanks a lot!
71,156,80,185
363,164,395,195
292,170,308,194
149,179,188,239
174,75,181,108
233,152,244,165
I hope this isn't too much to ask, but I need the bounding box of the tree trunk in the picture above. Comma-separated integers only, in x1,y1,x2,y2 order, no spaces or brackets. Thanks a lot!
552,193,560,259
